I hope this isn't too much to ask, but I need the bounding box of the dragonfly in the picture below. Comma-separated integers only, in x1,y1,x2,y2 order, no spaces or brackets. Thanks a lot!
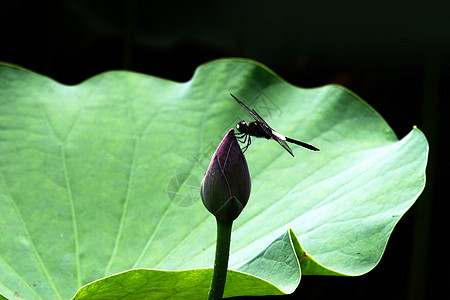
230,93,319,157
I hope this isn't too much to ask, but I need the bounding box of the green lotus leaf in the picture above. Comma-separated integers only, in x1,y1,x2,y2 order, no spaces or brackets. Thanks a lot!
0,59,427,299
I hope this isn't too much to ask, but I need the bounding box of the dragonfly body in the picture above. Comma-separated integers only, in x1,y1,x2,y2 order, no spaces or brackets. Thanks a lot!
231,93,319,157
237,120,271,139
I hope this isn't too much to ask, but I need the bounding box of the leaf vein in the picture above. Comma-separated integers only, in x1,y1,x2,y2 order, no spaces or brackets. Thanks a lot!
0,173,62,299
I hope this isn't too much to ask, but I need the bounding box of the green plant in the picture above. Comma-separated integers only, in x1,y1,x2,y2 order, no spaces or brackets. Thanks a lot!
0,59,428,299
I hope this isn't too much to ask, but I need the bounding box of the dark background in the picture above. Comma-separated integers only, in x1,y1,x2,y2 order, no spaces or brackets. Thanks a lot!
1,1,448,299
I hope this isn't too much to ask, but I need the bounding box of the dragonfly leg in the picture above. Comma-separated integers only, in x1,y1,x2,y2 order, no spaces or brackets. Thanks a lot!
241,135,251,153
236,132,246,143
236,132,252,153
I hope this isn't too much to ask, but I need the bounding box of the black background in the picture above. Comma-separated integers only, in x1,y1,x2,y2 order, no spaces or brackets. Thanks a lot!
1,1,448,299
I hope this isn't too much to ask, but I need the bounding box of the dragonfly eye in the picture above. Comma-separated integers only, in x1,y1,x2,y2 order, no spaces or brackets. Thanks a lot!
236,120,247,131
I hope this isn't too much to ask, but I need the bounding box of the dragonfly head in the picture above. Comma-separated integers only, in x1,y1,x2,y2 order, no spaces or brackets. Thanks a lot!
236,120,248,133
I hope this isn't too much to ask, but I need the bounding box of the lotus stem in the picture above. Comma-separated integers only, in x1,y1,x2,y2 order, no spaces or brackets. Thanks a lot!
208,219,233,300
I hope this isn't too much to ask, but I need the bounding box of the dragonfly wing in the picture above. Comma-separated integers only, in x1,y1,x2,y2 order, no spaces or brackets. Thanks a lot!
230,93,255,117
231,93,274,136
271,130,295,157
250,108,275,136
274,136,294,157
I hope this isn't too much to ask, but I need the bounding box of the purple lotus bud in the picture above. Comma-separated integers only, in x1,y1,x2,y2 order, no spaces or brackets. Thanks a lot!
201,129,251,222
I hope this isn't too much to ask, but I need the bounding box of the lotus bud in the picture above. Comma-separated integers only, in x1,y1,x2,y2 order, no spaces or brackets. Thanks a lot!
201,129,251,222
